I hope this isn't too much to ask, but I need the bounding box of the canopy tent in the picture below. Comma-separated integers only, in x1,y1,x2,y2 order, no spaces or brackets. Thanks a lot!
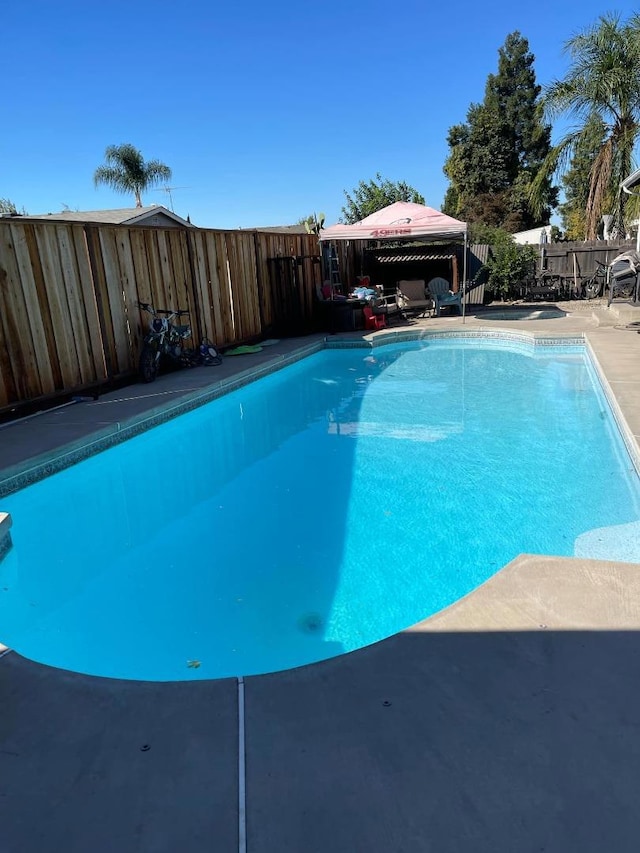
319,201,469,320
318,201,467,242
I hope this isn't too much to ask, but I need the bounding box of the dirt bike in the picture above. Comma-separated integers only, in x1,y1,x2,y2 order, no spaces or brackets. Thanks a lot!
137,302,221,383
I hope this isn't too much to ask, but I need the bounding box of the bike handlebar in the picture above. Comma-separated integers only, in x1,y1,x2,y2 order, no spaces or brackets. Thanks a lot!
137,302,189,317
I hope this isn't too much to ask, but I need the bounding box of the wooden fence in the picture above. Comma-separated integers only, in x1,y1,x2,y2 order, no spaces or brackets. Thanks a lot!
538,239,636,280
0,219,322,412
5,219,631,414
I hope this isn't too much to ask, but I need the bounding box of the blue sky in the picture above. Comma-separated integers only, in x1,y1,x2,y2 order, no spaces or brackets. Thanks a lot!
4,1,639,228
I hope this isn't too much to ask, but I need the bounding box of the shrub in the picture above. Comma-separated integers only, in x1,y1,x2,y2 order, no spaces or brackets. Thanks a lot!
483,230,537,299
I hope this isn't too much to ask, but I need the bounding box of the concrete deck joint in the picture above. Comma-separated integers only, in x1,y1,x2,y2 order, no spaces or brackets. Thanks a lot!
238,676,247,853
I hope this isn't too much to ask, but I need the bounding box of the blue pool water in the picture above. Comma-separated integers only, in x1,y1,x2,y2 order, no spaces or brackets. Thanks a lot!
2,339,640,682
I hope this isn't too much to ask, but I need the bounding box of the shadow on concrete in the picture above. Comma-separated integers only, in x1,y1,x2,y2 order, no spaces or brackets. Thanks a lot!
0,653,238,853
1,623,640,852
246,626,640,853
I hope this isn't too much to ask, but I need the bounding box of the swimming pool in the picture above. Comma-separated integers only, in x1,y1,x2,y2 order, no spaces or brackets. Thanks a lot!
1,337,640,681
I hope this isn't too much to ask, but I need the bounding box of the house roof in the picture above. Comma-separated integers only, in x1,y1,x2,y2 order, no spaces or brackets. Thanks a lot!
21,206,192,227
248,224,310,234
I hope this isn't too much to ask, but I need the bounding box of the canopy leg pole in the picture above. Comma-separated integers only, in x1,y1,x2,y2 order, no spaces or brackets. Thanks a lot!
462,232,468,324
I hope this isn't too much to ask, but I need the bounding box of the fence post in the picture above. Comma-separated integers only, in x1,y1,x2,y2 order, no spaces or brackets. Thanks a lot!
253,231,266,333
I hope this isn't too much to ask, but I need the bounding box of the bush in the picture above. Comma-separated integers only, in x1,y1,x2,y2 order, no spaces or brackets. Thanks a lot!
482,230,537,299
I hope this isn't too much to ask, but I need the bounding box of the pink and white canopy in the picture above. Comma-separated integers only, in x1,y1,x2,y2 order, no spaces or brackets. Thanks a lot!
318,201,467,242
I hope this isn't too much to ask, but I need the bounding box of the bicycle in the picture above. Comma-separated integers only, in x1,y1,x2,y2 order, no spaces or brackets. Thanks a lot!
580,263,609,299
136,302,221,382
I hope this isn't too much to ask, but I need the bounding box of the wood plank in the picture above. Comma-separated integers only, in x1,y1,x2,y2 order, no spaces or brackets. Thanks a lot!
129,229,155,358
230,233,247,339
57,224,96,384
112,227,141,365
24,223,63,391
214,232,235,344
72,225,107,381
1,223,44,399
143,229,164,310
236,232,260,340
167,229,196,344
84,225,117,381
182,229,202,346
0,240,19,405
155,229,176,310
34,224,80,388
99,228,131,375
10,223,56,394
204,231,226,345
242,233,261,337
190,231,214,343
0,344,9,408
226,233,247,340
253,233,270,328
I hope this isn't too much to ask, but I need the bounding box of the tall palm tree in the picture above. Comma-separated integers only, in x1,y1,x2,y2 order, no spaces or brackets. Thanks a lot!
531,13,640,238
94,143,172,208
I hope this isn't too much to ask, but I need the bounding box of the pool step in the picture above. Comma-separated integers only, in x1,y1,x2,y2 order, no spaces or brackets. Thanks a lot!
591,308,621,327
606,301,640,327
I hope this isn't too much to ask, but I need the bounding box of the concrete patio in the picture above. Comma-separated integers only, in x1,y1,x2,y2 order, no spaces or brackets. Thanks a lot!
1,299,640,852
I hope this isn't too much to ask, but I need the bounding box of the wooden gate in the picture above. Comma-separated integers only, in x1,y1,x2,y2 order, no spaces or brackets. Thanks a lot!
267,253,322,335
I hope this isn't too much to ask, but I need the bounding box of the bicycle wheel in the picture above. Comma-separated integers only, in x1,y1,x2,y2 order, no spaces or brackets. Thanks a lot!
617,281,636,299
583,275,603,299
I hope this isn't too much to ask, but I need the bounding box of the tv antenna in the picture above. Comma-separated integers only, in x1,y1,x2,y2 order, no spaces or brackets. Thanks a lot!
153,186,190,212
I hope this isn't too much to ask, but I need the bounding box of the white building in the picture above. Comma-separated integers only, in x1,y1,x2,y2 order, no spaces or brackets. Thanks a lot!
511,226,549,245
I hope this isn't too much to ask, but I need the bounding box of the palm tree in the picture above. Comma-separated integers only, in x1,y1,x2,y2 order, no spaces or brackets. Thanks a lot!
94,143,172,208
531,13,640,238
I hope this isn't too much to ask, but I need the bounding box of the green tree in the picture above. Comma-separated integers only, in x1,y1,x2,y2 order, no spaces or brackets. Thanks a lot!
531,13,640,238
443,32,556,230
94,143,172,208
0,198,26,215
558,114,607,239
341,173,424,224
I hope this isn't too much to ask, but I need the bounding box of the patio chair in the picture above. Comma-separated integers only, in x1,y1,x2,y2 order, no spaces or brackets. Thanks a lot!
363,304,386,330
396,279,433,318
427,277,462,316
